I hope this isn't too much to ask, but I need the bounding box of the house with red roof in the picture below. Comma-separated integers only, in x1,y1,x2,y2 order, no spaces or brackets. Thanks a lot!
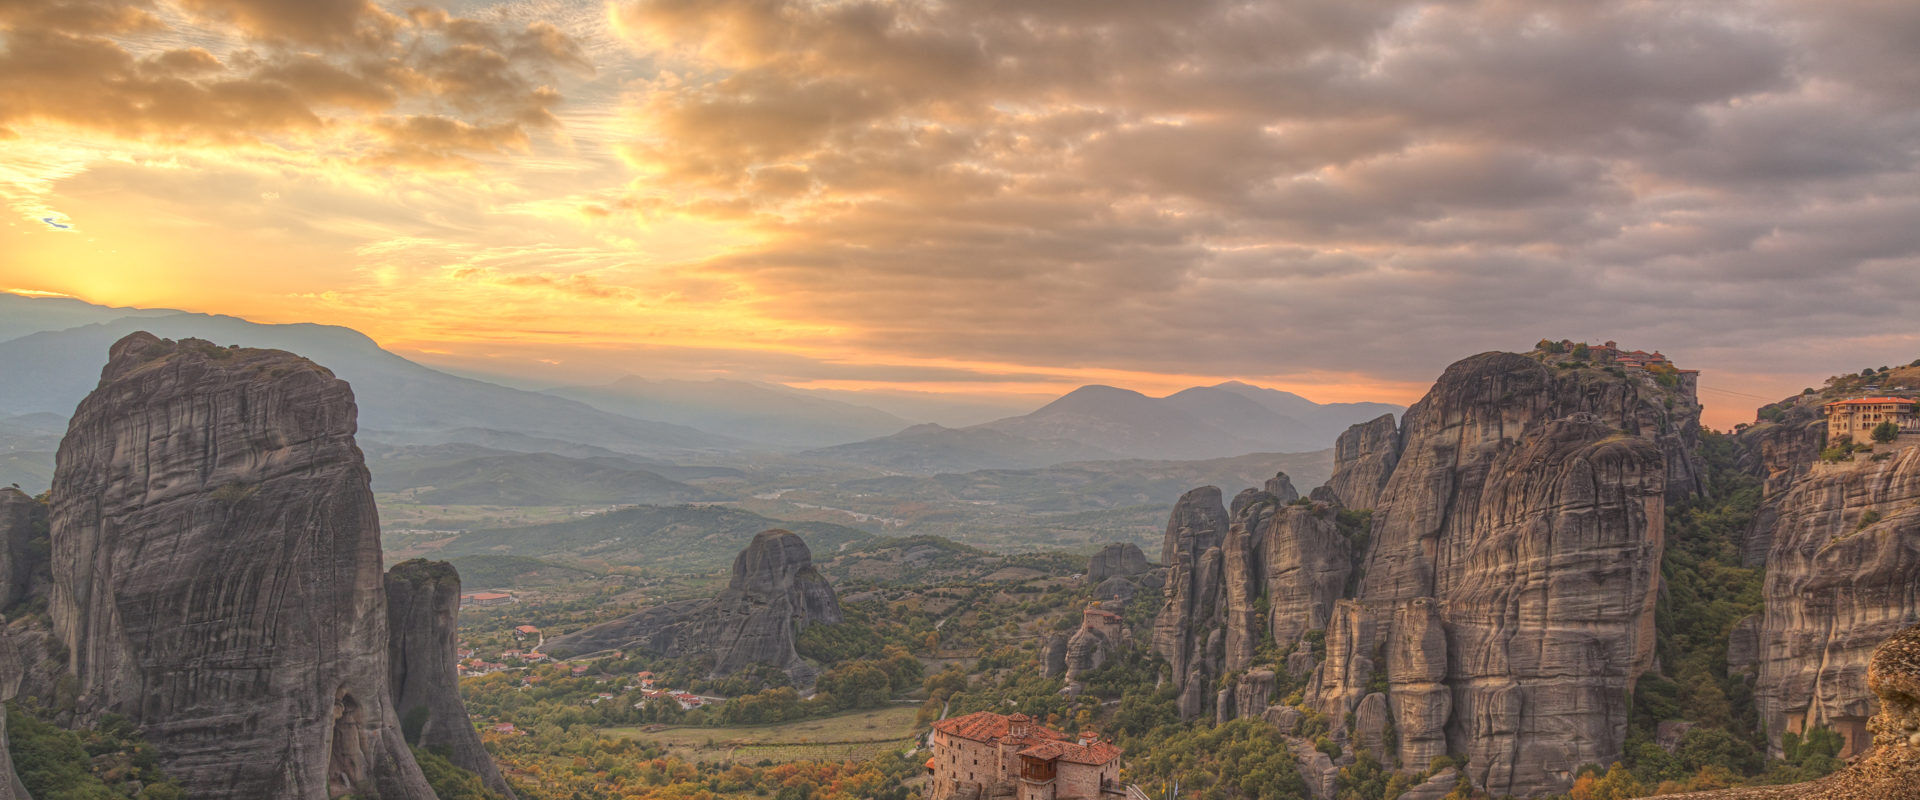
926,711,1126,800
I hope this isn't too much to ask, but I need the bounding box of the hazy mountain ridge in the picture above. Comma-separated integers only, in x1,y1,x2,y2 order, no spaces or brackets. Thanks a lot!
809,383,1401,473
0,308,739,458
547,375,917,448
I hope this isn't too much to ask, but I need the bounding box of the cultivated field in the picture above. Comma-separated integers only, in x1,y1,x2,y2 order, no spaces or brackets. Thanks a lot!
602,706,924,764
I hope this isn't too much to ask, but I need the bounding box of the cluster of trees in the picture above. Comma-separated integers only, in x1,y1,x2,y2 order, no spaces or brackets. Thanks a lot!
5,707,185,800
1125,718,1310,800
412,746,509,800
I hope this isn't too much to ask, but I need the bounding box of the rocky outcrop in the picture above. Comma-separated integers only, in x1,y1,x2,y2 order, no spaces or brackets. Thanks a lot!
1161,486,1230,566
1,616,28,800
1152,482,1356,722
1155,350,1691,795
696,529,844,679
1,493,39,800
1088,542,1149,583
1670,622,1920,799
1061,604,1131,694
1751,446,1920,758
1737,403,1830,566
545,529,844,682
48,333,437,800
1386,597,1450,769
0,488,47,611
1043,634,1069,678
1322,414,1400,510
386,559,517,799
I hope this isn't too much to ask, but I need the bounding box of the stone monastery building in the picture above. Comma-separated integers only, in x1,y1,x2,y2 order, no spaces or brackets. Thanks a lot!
927,711,1126,800
1825,397,1920,442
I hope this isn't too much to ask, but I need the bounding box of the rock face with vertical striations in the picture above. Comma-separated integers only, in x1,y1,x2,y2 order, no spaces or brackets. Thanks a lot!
386,559,518,799
48,333,437,800
543,529,844,683
0,488,48,612
1736,401,1831,567
1153,481,1355,722
1154,349,1693,796
1749,445,1920,759
1322,414,1400,510
0,489,43,800
1,615,28,800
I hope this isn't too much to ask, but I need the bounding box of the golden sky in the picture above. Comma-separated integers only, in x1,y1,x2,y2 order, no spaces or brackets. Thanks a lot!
4,0,1919,429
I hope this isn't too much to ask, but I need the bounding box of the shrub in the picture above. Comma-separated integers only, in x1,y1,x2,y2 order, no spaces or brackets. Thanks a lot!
1872,420,1901,443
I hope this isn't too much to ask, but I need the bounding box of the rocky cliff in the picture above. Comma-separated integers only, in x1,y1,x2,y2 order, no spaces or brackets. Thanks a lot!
544,529,844,682
1,624,26,800
387,559,518,799
1671,622,1920,800
1321,414,1400,511
1088,542,1149,583
47,333,438,800
0,488,47,611
0,490,37,799
1748,445,1920,758
1154,349,1691,797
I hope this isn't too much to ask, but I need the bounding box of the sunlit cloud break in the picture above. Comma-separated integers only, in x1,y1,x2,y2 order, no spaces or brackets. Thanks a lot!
1,0,1918,429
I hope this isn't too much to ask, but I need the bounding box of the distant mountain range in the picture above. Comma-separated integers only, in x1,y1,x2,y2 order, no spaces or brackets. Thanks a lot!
0,294,735,462
803,382,1401,472
0,293,1403,490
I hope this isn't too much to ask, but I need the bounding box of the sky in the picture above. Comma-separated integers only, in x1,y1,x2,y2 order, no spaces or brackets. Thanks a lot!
2,0,1918,430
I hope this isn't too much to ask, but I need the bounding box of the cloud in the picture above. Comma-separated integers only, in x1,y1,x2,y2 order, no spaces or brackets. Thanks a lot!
4,0,1920,431
581,0,1920,402
0,0,589,161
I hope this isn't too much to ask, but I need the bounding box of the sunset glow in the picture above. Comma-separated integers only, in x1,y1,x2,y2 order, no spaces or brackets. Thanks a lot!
6,0,1920,430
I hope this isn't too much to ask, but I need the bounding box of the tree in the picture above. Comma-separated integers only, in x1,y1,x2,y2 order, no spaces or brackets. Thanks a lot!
1872,420,1900,444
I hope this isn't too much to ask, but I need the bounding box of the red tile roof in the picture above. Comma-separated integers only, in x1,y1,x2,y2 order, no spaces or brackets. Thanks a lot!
1018,739,1124,766
932,711,1067,745
1829,397,1916,406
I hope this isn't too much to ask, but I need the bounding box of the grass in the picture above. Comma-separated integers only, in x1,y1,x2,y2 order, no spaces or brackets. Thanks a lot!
601,705,924,764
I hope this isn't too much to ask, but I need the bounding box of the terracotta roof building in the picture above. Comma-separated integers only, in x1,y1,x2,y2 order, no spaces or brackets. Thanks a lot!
1825,397,1920,442
927,712,1126,800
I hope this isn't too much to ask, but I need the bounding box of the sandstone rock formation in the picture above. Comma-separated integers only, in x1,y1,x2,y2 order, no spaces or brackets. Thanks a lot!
0,488,47,611
387,559,518,799
1061,604,1131,694
1749,445,1920,758
1,492,36,800
1042,633,1069,678
1670,622,1920,800
544,529,844,682
1155,350,1693,796
1,615,28,800
1153,483,1356,722
1734,398,1830,566
1087,542,1149,583
1321,414,1399,510
48,333,438,800
1160,486,1230,567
